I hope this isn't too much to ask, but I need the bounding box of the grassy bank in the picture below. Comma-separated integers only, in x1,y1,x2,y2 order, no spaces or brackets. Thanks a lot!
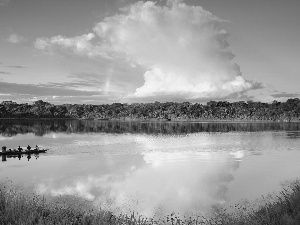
1,181,300,224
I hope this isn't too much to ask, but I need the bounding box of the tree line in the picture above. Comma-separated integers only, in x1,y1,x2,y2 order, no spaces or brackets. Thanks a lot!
0,98,300,122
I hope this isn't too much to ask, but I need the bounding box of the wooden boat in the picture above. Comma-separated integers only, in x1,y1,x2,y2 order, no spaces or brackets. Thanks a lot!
0,149,48,155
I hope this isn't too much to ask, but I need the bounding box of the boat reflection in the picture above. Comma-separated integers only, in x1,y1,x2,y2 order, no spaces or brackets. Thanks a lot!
1,153,40,162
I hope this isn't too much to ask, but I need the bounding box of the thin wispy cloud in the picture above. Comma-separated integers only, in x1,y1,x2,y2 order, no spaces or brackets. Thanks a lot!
35,33,111,58
0,71,10,75
7,33,26,44
48,73,127,94
0,79,127,103
7,65,27,69
271,92,300,98
0,81,101,96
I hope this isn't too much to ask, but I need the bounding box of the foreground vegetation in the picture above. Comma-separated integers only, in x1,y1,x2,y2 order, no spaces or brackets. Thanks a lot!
1,180,300,224
1,98,300,122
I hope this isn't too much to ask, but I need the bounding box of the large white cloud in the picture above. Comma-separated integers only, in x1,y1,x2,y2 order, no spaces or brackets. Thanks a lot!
35,0,256,101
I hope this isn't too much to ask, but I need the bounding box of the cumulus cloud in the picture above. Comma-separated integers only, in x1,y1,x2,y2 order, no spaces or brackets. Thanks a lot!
7,33,26,44
35,0,257,101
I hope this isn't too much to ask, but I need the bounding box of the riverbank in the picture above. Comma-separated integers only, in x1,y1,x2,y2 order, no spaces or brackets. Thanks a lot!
1,180,300,224
0,117,299,123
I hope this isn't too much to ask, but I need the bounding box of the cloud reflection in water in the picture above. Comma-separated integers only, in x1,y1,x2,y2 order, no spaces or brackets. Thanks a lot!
37,150,242,217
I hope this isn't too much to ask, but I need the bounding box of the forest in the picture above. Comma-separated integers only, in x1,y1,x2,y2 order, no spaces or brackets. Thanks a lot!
0,98,300,122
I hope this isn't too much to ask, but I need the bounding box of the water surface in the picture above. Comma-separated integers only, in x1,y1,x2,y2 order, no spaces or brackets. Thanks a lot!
1,120,300,217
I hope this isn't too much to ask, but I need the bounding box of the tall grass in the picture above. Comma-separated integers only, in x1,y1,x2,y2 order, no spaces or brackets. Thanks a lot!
206,180,300,225
1,180,300,224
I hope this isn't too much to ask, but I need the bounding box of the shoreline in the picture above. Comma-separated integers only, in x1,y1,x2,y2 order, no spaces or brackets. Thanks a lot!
0,117,299,123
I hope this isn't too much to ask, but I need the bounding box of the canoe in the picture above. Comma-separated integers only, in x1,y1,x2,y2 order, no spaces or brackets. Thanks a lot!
0,149,48,155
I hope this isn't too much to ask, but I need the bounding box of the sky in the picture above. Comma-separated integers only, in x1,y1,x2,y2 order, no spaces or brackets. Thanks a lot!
0,0,299,104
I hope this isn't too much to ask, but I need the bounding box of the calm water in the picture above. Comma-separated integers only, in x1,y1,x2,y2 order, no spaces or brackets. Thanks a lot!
1,120,300,217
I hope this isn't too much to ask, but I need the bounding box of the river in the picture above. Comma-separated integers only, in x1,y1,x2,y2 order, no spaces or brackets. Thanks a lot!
1,119,300,218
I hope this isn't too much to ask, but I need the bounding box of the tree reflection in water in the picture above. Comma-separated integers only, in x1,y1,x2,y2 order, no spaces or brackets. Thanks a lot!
1,119,300,137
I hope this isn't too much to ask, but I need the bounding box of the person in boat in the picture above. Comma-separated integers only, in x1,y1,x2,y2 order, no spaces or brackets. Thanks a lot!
2,146,7,153
35,145,39,151
27,145,31,151
18,146,23,152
